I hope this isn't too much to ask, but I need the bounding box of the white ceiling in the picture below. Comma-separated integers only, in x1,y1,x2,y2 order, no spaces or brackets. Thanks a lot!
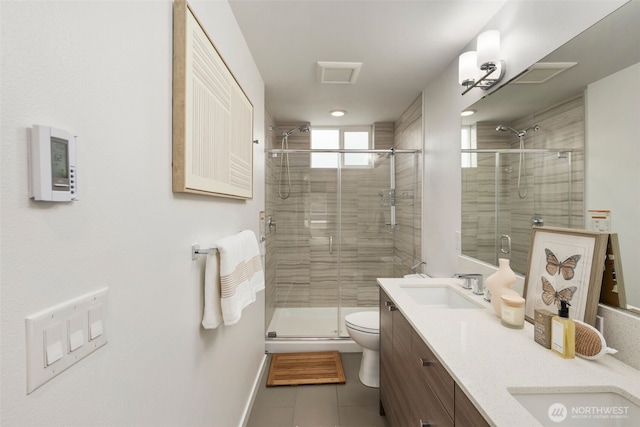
229,0,507,126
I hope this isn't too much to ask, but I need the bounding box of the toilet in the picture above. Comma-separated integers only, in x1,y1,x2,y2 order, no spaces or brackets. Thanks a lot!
345,310,380,388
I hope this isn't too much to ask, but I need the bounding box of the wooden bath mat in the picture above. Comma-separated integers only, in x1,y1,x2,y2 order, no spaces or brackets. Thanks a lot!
266,351,346,387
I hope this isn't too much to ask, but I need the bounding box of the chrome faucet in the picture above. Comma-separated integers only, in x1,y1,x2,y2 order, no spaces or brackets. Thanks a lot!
454,273,484,295
411,261,427,271
411,261,427,277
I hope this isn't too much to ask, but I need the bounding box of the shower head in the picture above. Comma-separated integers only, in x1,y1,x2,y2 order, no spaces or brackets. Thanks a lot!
496,124,520,136
496,124,539,137
284,124,310,137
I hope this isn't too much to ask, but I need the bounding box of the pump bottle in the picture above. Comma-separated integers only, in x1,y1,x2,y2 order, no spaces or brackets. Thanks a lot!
551,300,575,359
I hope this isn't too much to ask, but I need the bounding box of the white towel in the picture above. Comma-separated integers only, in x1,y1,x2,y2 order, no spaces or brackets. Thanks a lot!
216,230,264,325
201,251,224,329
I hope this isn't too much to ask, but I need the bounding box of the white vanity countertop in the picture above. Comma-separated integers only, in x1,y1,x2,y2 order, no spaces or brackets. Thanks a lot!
377,277,640,427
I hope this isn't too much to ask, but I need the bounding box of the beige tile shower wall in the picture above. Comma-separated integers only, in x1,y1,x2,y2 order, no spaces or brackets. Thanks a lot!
393,96,423,277
273,132,312,307
510,95,584,272
340,166,395,306
463,96,585,274
267,122,411,310
461,128,511,265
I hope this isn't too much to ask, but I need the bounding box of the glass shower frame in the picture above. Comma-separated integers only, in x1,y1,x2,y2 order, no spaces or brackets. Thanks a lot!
265,148,420,339
462,148,576,275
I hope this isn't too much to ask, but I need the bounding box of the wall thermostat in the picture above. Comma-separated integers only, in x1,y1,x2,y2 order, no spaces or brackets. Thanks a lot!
28,125,78,202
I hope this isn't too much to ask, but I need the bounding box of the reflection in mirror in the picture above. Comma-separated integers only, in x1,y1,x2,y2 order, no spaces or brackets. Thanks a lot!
461,1,640,313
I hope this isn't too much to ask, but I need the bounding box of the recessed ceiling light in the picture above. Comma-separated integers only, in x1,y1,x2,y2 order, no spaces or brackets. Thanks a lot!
461,109,476,117
330,110,347,117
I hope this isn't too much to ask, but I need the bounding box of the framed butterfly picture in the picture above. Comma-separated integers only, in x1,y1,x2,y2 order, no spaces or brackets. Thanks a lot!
523,226,609,326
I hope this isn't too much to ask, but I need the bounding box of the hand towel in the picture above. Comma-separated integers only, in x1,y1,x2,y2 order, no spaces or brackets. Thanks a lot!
216,230,264,325
201,251,224,329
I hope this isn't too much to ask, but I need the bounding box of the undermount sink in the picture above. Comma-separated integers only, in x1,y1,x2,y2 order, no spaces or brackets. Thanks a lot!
399,285,483,309
509,387,640,426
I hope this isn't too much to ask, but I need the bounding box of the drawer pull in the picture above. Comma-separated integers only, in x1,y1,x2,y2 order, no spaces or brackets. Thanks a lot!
387,305,397,311
420,358,431,366
419,419,431,427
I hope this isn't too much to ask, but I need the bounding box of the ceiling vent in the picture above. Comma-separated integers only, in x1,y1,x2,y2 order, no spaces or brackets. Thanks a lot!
316,61,362,84
512,62,577,84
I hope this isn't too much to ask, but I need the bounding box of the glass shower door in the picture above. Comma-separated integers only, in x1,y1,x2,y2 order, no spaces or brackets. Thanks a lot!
265,149,416,339
265,151,342,338
337,154,396,336
308,157,340,336
500,150,574,273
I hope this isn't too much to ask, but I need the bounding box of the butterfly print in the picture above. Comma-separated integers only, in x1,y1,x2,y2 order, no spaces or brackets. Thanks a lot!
545,248,581,280
541,276,577,308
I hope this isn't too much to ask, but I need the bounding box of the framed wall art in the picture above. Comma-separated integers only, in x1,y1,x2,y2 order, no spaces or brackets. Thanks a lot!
173,0,254,199
523,226,608,326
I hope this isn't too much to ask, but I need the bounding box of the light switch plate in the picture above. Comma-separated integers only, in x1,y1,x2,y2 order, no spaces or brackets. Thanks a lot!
25,287,108,394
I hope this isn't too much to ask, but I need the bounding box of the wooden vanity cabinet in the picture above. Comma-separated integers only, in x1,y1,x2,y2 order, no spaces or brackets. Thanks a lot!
379,288,414,426
455,383,490,427
412,329,455,419
380,289,489,427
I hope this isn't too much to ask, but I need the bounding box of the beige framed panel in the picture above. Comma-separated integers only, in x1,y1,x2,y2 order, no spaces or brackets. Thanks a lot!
173,0,254,199
599,233,627,309
523,226,608,326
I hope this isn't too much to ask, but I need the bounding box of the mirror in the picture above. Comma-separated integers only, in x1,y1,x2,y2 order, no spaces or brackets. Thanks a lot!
461,1,640,313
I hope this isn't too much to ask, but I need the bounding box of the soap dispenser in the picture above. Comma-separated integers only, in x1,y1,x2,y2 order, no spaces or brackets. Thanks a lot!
551,300,575,359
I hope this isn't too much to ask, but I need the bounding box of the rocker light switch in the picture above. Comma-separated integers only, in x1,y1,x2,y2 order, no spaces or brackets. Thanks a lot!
26,287,108,394
44,323,63,366
88,305,103,340
68,314,84,352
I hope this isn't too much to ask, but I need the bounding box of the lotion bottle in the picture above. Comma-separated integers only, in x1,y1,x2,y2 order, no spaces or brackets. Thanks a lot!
551,300,575,359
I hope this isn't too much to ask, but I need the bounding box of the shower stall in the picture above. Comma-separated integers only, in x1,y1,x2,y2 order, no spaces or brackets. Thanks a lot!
461,148,579,275
264,141,420,345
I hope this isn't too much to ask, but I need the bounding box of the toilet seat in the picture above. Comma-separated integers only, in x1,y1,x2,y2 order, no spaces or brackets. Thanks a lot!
345,311,379,334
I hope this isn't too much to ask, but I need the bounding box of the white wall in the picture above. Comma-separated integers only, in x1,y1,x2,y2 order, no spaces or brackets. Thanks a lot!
586,62,640,308
1,1,265,426
422,0,627,277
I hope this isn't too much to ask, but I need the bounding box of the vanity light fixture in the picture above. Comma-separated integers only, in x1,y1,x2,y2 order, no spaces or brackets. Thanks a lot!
459,30,506,95
330,110,347,117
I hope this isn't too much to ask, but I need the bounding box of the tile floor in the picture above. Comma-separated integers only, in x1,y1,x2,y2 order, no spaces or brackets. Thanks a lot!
247,352,389,427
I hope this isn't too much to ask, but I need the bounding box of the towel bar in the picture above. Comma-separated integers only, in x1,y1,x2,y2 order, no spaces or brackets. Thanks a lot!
192,244,218,260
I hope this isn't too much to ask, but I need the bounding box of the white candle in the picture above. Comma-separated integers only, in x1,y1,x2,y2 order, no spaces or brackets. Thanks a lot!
501,294,525,329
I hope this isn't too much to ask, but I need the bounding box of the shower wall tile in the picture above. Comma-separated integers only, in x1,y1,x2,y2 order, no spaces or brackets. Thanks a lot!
266,117,422,316
276,281,311,307
393,96,422,277
464,96,585,274
373,122,394,149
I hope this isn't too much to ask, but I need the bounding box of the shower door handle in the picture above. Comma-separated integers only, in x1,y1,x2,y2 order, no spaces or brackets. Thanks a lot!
500,234,511,254
329,235,333,254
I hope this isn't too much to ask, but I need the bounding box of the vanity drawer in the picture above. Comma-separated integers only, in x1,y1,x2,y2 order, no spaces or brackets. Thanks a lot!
454,383,490,427
412,330,455,419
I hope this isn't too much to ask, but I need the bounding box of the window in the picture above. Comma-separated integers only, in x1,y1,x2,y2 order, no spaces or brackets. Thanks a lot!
461,125,477,168
311,127,372,168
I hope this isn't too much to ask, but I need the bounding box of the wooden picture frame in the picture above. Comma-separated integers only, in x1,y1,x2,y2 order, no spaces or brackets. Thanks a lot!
173,0,254,199
523,227,608,326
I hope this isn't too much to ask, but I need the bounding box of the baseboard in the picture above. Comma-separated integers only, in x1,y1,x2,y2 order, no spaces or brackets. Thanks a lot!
239,353,268,427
